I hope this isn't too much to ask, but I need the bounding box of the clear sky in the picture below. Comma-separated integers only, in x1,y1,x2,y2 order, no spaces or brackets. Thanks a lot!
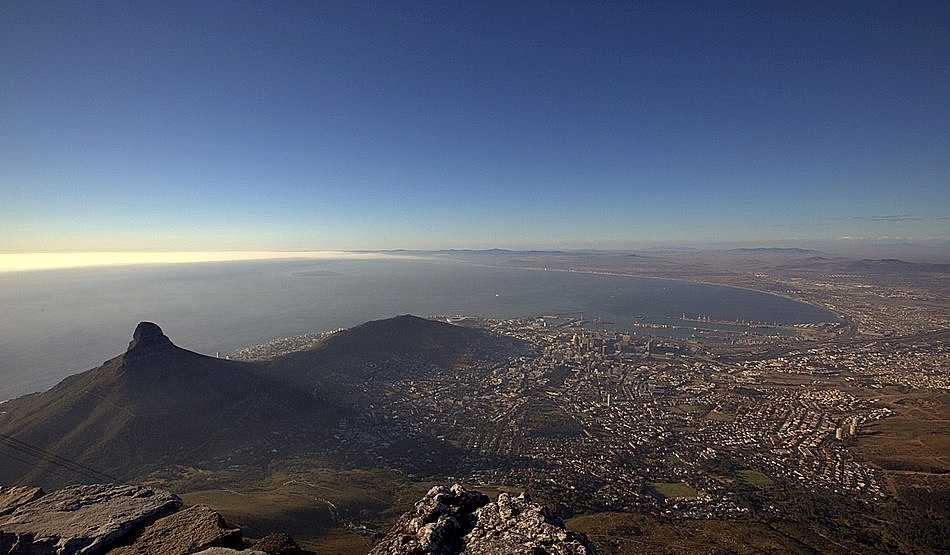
2,1,948,253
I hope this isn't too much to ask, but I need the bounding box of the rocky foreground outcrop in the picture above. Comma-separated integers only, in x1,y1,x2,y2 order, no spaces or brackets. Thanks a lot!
0,484,281,555
369,484,597,555
108,504,244,555
0,484,182,554
1,483,595,555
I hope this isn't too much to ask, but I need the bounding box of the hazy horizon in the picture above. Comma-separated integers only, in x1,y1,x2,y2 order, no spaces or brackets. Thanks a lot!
3,239,950,273
3,2,948,253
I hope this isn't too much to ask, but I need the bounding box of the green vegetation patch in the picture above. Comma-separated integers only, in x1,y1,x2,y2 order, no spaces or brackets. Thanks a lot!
854,392,950,474
166,461,428,554
181,486,339,546
520,398,584,438
569,512,818,555
737,469,774,487
649,481,699,499
705,409,736,423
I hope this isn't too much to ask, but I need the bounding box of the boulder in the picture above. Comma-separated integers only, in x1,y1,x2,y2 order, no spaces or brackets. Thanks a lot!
110,504,242,555
0,483,181,555
466,491,596,555
368,484,597,555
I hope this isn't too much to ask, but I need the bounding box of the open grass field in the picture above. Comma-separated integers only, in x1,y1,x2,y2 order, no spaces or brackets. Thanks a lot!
703,409,735,423
181,487,339,546
648,482,699,499
154,461,433,554
568,512,819,555
737,469,774,487
855,391,950,476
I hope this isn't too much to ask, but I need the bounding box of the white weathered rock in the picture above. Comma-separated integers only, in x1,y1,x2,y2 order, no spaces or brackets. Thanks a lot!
0,483,181,555
466,492,594,555
109,504,242,555
368,484,597,555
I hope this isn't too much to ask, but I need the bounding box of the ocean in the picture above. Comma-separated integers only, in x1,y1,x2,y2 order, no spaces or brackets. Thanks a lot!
0,257,836,401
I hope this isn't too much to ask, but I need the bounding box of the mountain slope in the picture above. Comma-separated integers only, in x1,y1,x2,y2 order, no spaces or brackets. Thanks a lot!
0,316,525,490
264,314,525,392
0,322,337,488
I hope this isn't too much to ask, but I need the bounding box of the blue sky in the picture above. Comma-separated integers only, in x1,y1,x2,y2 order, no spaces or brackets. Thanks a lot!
2,1,948,253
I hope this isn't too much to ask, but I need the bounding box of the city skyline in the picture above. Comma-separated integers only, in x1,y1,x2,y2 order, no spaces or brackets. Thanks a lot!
2,2,949,255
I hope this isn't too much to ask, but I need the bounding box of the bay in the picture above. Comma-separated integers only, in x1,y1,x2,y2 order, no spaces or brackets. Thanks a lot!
0,257,836,401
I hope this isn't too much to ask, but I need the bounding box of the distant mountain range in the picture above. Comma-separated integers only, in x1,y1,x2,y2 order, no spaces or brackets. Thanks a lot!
724,247,824,255
846,258,950,273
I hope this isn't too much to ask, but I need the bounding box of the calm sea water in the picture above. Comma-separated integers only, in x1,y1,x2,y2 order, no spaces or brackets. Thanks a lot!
0,257,836,400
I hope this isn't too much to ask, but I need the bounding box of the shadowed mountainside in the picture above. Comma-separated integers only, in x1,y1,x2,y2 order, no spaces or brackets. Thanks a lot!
0,322,337,488
264,314,521,391
0,317,523,491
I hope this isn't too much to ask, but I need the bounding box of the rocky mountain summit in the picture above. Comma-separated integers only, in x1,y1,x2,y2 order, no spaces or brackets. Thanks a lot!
369,484,597,555
0,483,595,555
124,321,175,359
